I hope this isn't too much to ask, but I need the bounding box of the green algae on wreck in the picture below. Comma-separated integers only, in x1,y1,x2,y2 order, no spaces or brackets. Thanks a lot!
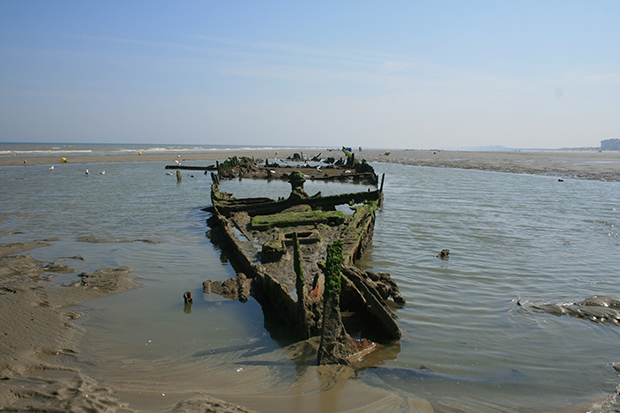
323,239,343,301
251,210,345,230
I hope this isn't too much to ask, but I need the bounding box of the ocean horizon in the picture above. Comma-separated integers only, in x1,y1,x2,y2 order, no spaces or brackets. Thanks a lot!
0,142,340,158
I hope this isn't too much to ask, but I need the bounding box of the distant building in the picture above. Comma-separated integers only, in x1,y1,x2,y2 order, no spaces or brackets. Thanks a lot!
601,138,620,151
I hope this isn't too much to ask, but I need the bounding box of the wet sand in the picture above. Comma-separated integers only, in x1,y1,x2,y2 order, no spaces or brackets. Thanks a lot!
2,148,619,412
0,241,258,412
361,149,620,182
2,148,619,181
0,240,434,412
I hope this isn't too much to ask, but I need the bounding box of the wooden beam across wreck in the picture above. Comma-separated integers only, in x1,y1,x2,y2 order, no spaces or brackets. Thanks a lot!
211,178,383,217
165,165,217,171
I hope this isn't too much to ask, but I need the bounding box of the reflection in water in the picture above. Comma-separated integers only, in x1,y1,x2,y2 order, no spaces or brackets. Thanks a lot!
183,302,192,314
192,336,279,359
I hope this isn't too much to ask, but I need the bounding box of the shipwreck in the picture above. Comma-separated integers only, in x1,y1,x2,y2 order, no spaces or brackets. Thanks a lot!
203,152,404,365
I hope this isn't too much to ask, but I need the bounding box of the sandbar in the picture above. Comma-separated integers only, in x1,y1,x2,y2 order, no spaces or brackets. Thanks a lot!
2,148,619,181
361,149,620,182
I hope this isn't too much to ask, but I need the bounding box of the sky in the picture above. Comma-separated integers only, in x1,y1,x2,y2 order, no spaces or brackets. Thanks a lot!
1,1,619,149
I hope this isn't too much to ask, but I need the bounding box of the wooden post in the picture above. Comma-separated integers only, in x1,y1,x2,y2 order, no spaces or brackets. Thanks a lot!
294,232,311,339
317,240,356,365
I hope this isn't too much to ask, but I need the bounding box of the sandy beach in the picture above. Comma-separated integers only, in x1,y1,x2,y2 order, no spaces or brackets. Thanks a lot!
2,148,620,412
0,240,258,412
0,240,137,410
3,148,620,182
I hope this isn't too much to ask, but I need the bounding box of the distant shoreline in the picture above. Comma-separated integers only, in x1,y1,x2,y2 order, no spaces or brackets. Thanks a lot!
364,149,620,182
1,148,619,182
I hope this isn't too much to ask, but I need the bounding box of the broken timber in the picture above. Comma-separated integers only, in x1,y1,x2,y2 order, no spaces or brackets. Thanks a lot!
167,151,379,184
205,157,403,365
165,165,217,171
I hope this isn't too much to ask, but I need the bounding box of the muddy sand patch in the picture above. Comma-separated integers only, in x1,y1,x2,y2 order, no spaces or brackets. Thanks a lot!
0,241,257,412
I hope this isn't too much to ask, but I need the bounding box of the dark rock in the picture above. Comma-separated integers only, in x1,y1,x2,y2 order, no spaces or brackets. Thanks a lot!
183,291,193,304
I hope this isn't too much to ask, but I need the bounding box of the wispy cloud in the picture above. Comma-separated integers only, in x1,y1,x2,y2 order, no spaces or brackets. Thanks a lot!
53,32,445,91
577,73,620,85
74,32,435,81
187,35,430,70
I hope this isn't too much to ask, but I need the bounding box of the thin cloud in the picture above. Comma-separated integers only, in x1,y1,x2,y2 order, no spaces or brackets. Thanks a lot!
579,73,620,85
186,35,431,72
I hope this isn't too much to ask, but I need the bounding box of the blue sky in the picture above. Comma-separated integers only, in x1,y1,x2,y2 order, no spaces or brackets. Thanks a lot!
1,1,618,149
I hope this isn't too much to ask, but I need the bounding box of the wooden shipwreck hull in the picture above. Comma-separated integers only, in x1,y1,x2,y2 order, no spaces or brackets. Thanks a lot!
205,167,404,364
166,150,380,185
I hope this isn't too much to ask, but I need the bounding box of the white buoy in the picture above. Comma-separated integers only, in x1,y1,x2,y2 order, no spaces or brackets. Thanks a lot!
85,169,89,175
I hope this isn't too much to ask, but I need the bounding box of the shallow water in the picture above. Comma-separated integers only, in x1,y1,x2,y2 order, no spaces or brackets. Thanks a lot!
1,159,619,412
0,142,324,157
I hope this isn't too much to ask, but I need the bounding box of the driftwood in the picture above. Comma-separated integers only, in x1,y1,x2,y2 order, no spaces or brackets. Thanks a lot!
204,158,404,365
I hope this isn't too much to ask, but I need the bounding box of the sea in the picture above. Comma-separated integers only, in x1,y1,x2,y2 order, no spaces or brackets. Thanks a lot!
1,143,619,412
0,142,323,157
